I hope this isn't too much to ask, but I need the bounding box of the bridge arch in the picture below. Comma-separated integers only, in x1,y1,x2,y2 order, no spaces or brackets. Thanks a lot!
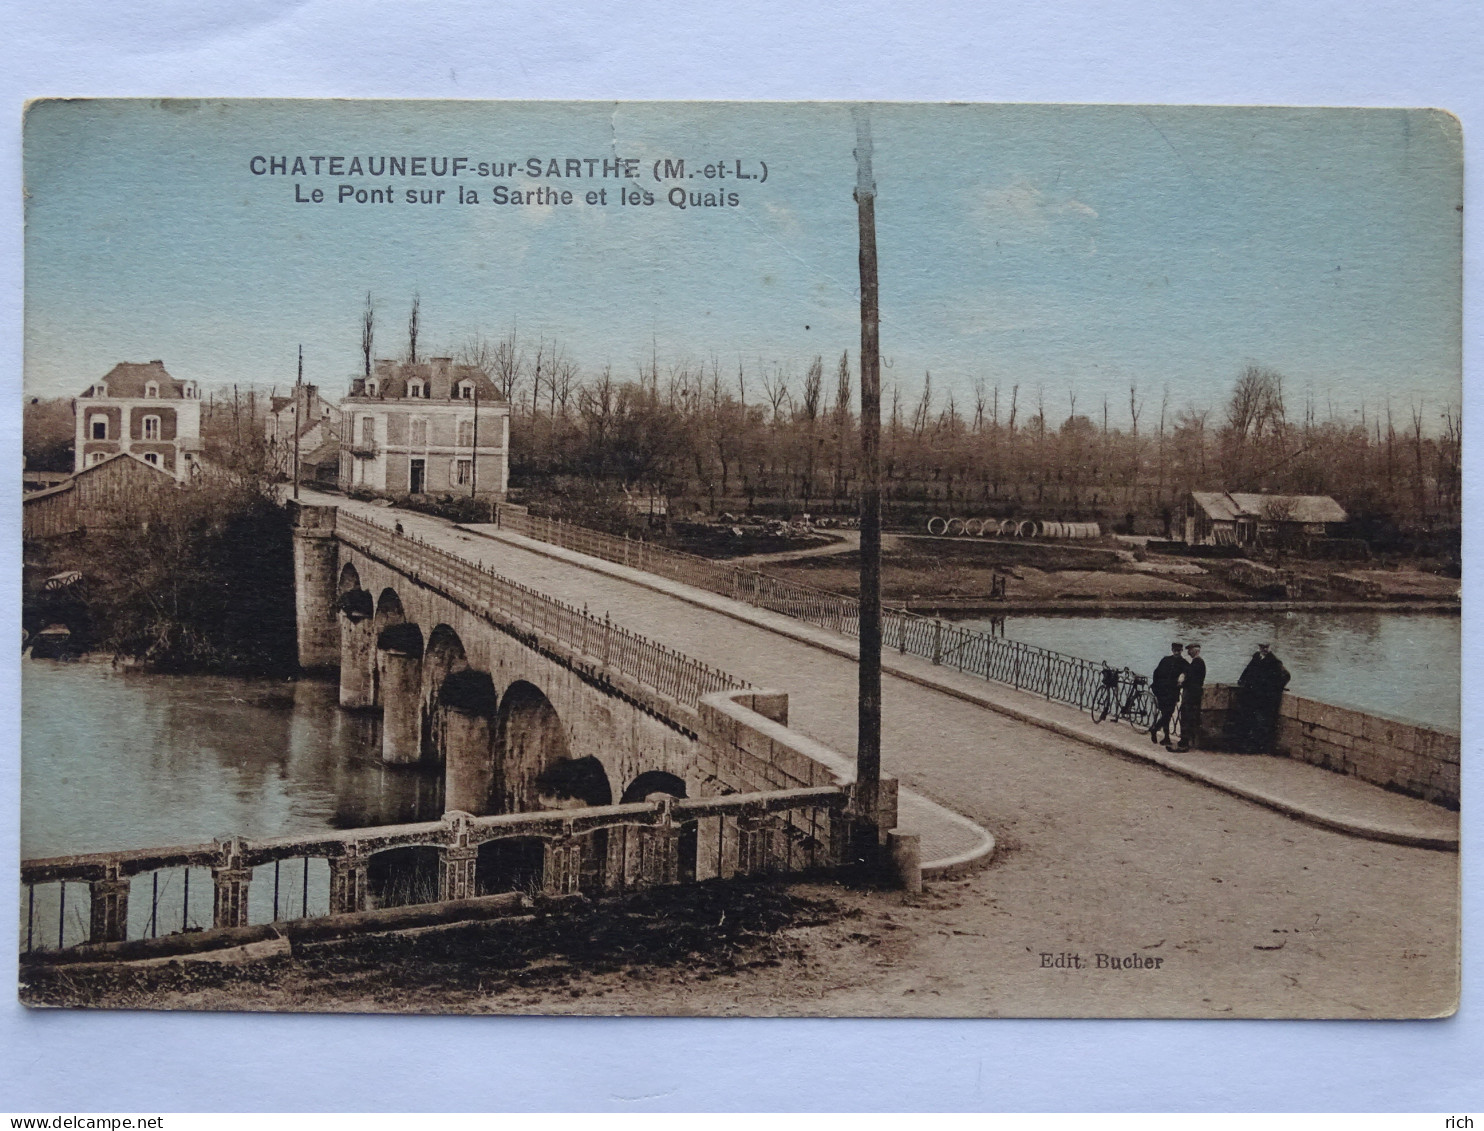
374,587,405,627
621,771,697,883
420,625,468,764
493,680,574,815
621,771,688,804
337,561,361,596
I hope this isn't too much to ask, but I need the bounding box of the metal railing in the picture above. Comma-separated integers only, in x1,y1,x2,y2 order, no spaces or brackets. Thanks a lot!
496,508,1150,718
20,787,848,953
336,511,745,711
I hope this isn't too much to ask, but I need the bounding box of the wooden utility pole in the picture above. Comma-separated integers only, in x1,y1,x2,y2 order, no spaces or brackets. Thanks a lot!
293,345,303,501
852,106,882,835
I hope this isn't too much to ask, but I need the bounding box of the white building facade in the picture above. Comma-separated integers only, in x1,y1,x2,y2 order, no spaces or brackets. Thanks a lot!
339,358,510,498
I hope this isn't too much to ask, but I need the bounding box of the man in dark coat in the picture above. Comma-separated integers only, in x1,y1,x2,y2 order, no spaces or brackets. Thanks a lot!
1235,643,1291,752
1149,642,1188,748
1175,642,1206,751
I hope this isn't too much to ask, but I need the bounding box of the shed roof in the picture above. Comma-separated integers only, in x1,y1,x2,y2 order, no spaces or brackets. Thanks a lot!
1190,491,1347,524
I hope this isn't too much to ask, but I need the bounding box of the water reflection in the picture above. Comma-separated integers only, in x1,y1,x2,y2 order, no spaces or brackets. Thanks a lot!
956,610,1459,730
21,659,444,860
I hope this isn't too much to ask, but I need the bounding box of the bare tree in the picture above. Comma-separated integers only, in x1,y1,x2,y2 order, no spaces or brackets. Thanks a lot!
761,367,791,424
833,352,852,424
490,328,523,405
407,293,420,364
361,293,375,380
911,372,933,437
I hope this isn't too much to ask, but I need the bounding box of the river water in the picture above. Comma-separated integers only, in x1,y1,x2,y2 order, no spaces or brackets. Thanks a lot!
17,610,1458,946
956,609,1459,731
21,660,443,862
23,608,1458,866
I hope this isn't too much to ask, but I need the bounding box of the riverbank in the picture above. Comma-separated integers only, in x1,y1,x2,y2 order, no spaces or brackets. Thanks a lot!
902,598,1461,616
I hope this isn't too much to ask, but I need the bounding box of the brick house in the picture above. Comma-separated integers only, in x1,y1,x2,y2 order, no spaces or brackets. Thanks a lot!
74,360,203,481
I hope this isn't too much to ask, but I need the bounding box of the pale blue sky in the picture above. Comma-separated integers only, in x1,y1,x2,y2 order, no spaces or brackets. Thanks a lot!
24,100,1461,426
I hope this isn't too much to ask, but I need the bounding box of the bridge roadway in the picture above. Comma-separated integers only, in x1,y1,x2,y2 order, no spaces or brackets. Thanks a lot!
304,491,1458,1017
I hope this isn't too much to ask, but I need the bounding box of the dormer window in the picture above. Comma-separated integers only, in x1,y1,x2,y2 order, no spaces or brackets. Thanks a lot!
144,381,159,398
366,380,380,397
457,380,475,400
407,379,426,399
93,384,108,398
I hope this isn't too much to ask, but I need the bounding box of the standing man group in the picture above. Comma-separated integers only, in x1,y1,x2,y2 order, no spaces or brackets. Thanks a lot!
1149,641,1208,751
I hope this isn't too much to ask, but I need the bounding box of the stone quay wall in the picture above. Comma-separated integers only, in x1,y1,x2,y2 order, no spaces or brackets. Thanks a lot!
1202,685,1459,808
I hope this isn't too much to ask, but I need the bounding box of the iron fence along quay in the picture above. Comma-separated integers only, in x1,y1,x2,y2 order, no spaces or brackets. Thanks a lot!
336,511,746,710
496,508,1148,719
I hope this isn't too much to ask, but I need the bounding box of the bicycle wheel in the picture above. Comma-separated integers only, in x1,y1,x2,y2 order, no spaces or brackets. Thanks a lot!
1129,690,1158,732
1090,685,1113,723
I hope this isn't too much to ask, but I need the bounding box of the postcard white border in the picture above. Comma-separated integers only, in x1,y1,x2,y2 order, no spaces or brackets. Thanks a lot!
0,0,1478,1113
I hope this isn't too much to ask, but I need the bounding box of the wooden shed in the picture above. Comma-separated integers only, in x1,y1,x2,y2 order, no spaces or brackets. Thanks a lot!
23,451,178,539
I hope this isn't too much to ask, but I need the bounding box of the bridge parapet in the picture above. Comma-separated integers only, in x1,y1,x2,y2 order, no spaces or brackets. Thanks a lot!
335,510,744,712
20,782,853,956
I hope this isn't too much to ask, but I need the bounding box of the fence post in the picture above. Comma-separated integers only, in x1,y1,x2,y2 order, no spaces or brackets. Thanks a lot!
211,837,251,929
329,849,367,915
87,860,130,945
932,618,943,665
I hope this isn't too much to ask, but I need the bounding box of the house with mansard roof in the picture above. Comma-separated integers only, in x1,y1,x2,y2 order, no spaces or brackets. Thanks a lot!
74,360,203,481
339,357,509,498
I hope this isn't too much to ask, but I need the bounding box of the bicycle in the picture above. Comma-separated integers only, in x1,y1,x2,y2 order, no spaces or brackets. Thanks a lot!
1089,663,1157,731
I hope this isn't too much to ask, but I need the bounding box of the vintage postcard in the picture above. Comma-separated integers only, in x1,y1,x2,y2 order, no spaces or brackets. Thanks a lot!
18,100,1460,1018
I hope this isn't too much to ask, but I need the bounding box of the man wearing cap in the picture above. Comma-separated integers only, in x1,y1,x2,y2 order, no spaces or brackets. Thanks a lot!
1234,643,1291,752
1149,642,1188,748
1175,643,1206,751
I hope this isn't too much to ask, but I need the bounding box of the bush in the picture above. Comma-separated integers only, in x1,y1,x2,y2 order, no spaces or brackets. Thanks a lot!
36,476,297,674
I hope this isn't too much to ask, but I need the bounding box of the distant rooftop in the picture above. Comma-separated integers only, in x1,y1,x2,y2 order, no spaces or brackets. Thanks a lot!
347,358,505,403
1190,490,1348,524
79,360,196,399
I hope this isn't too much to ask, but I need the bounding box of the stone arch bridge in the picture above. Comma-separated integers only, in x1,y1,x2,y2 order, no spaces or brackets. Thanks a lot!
22,503,897,953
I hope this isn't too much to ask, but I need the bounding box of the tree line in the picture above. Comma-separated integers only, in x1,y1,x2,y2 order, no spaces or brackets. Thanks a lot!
440,320,1459,538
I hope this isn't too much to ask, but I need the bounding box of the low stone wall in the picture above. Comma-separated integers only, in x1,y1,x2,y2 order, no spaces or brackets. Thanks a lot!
697,689,899,835
1202,685,1458,808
